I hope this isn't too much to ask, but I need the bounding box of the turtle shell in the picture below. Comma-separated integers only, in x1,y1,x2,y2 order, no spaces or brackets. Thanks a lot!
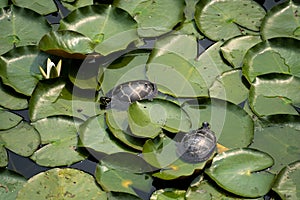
177,122,216,163
100,80,158,110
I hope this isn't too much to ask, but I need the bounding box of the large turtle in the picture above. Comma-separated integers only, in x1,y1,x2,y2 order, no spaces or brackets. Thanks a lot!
177,122,217,163
99,80,158,110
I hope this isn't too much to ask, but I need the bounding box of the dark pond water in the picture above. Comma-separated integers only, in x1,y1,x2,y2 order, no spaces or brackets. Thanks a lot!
7,0,287,199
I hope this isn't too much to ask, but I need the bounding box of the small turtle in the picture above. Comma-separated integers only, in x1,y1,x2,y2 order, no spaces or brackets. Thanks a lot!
100,80,158,110
177,122,217,163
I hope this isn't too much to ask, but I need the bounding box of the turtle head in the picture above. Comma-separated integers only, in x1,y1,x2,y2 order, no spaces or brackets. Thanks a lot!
99,97,111,106
202,122,210,129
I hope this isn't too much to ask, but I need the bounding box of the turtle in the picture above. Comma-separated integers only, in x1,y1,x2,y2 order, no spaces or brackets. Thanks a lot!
177,122,217,163
99,80,158,110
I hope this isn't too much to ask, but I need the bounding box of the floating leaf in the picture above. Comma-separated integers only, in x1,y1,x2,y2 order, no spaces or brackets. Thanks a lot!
12,0,57,15
107,192,142,200
0,169,26,200
16,168,106,200
195,0,265,41
61,0,93,11
243,38,300,82
209,69,249,105
205,148,275,198
0,146,7,167
59,5,139,55
250,115,300,174
0,46,49,96
0,80,28,110
0,109,22,130
31,116,85,167
272,161,300,200
0,121,40,157
150,188,186,200
261,0,300,39
249,74,300,116
220,35,262,68
184,0,200,21
128,99,191,136
29,79,101,121
79,114,136,156
182,98,254,148
100,51,149,94
0,5,51,55
95,165,153,198
114,0,185,37
39,30,95,58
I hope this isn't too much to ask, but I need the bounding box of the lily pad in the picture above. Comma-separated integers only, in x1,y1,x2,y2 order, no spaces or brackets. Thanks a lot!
243,37,300,82
39,30,95,58
114,0,185,37
128,99,191,138
31,116,85,167
29,79,101,121
0,121,40,157
0,169,26,200
209,69,249,105
182,98,254,148
0,146,7,167
100,51,149,94
0,5,51,55
261,0,300,39
248,74,300,116
59,5,139,56
205,148,275,198
16,168,106,200
12,0,57,15
250,115,300,174
95,165,153,198
272,161,300,200
0,109,22,130
195,0,265,41
79,114,136,156
61,0,93,11
0,80,28,110
150,188,186,200
220,35,262,68
0,45,50,96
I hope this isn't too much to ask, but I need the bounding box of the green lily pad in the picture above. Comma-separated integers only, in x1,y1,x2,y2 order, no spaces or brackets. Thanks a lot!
0,45,50,96
101,152,153,173
107,192,142,200
114,0,185,37
248,74,300,116
250,115,300,174
209,69,249,105
243,37,300,82
79,114,136,156
150,188,186,200
142,136,209,180
12,0,57,15
0,80,28,110
29,79,101,121
59,5,139,56
61,0,93,11
0,5,51,55
0,1,8,8
205,148,275,198
31,116,85,167
195,0,265,41
39,30,95,58
128,99,191,138
95,165,153,198
184,0,200,22
16,168,106,200
0,145,7,167
220,35,262,68
272,161,300,200
0,121,40,157
175,20,204,39
0,109,22,130
100,51,149,94
105,110,146,151
182,98,254,148
261,1,300,40
0,169,26,200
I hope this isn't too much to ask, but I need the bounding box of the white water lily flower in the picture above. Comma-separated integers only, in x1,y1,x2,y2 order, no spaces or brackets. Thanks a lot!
39,58,62,79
